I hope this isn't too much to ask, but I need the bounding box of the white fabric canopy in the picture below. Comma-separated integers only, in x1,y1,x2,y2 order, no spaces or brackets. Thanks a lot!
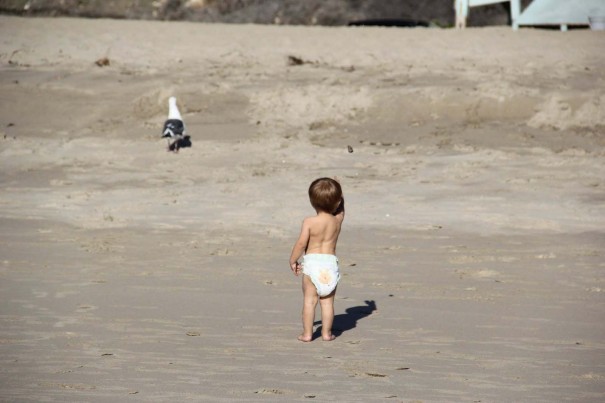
518,0,605,26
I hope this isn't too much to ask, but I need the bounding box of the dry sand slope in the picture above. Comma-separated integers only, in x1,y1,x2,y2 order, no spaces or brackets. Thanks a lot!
0,16,604,402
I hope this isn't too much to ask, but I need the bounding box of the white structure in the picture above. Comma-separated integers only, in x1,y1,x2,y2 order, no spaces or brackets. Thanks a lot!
455,0,520,29
455,0,605,31
517,0,605,31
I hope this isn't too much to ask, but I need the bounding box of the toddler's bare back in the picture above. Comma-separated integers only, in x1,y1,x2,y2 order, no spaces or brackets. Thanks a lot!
305,212,342,255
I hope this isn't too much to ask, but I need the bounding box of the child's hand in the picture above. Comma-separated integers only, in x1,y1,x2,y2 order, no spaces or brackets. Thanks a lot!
290,262,302,276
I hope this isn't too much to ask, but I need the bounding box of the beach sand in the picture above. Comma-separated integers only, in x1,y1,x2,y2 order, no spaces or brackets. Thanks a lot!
0,16,604,401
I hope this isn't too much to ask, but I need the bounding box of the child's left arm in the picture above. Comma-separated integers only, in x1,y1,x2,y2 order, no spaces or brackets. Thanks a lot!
289,218,311,276
334,198,345,222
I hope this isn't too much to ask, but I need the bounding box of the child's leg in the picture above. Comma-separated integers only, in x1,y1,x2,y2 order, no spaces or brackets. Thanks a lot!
319,289,336,341
299,275,317,342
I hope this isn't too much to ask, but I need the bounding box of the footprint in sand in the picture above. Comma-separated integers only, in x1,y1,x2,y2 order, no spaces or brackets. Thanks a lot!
255,388,285,395
76,304,97,313
365,372,387,377
210,248,233,256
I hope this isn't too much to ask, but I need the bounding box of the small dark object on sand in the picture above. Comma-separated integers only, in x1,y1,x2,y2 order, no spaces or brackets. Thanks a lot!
168,135,192,152
287,55,305,66
287,55,319,67
95,57,110,67
347,145,354,153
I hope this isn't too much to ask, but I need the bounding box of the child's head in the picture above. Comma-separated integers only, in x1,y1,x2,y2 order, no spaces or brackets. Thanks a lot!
308,178,342,214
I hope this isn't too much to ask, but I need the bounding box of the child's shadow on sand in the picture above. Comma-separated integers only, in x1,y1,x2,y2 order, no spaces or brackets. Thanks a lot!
313,300,377,339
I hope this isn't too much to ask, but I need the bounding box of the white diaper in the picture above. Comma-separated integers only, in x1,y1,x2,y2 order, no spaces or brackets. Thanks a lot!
302,254,340,297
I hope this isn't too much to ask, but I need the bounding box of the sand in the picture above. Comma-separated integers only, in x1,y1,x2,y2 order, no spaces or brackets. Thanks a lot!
0,16,604,402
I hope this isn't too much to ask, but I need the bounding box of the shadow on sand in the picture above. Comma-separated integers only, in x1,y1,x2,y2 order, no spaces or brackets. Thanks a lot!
313,300,377,339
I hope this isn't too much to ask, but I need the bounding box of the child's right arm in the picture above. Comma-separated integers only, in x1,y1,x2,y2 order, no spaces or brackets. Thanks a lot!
289,218,311,276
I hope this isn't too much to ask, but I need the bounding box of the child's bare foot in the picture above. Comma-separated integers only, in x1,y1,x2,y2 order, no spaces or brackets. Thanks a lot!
322,334,336,341
298,334,312,342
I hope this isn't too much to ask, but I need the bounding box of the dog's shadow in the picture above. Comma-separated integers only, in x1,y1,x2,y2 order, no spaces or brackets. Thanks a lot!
313,300,377,339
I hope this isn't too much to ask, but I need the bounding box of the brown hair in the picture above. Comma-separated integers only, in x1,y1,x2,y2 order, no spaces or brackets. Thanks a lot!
308,178,342,213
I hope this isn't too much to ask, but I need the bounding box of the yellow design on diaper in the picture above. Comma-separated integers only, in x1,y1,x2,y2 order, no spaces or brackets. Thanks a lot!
318,269,332,284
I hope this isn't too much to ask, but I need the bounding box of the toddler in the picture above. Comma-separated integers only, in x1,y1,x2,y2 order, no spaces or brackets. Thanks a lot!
289,178,345,342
